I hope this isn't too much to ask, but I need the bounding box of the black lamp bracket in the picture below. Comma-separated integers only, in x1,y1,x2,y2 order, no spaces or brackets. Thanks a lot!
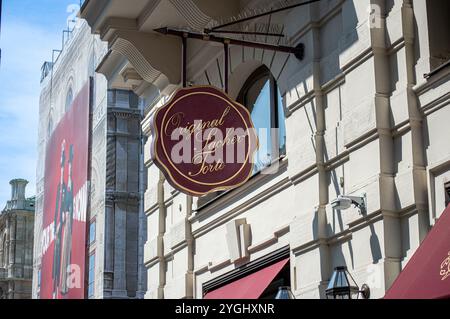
359,284,370,299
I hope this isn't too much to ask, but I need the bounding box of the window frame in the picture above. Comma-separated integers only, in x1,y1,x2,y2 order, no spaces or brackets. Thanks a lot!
47,115,53,139
424,0,450,76
445,182,450,207
197,65,287,209
87,253,95,299
37,269,41,288
237,65,285,166
88,219,96,246
65,87,74,112
1,233,6,267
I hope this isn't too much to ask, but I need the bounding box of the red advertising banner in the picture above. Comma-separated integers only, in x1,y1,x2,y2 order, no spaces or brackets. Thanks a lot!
40,82,90,299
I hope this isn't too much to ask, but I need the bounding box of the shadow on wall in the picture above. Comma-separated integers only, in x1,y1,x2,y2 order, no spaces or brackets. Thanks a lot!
306,0,360,277
194,0,364,288
314,0,410,287
233,0,364,285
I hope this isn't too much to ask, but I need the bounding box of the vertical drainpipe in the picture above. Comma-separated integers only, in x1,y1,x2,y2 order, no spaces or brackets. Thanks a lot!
310,5,330,298
401,0,430,240
157,172,166,299
138,110,147,299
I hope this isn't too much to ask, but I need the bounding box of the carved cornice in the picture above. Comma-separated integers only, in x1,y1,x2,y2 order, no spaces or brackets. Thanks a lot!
112,36,162,83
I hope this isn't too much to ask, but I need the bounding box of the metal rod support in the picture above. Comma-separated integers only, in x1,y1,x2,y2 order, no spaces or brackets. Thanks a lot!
224,42,229,93
205,30,285,37
155,28,304,61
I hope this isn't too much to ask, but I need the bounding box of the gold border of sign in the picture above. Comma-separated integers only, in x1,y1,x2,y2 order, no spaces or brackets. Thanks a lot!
161,92,251,185
152,85,259,197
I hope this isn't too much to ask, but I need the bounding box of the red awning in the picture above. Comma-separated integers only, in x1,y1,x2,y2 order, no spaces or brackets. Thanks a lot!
204,258,289,299
385,205,450,299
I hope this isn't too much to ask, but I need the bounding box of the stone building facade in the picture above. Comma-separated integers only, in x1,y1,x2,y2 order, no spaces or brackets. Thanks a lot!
81,0,450,299
0,179,35,299
33,20,147,299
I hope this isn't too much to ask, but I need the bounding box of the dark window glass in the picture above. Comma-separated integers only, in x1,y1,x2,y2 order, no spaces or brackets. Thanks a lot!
47,116,53,138
65,88,73,112
89,221,96,245
88,254,95,298
445,182,450,207
89,53,97,102
426,0,450,70
277,89,287,156
259,263,290,299
88,53,96,77
247,78,272,171
239,65,287,173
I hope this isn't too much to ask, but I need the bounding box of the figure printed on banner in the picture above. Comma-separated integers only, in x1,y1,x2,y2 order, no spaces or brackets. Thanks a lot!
52,140,75,298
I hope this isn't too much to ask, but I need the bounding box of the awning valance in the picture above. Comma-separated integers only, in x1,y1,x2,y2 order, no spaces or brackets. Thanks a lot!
204,258,289,299
385,205,450,299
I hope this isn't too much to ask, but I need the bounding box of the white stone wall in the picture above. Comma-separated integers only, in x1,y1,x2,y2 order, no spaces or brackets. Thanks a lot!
81,0,449,300
34,19,148,299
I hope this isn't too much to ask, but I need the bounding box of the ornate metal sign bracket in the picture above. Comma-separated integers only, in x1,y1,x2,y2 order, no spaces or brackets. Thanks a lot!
155,27,304,93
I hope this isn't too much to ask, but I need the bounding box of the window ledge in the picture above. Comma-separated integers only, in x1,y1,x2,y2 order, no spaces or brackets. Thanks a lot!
193,156,289,214
424,59,450,79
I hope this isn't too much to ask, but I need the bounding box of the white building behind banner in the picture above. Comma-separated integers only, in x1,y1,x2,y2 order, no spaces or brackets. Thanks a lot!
33,20,147,299
80,0,450,299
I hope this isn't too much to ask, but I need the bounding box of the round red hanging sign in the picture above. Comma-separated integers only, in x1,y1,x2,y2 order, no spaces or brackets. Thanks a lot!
150,86,259,196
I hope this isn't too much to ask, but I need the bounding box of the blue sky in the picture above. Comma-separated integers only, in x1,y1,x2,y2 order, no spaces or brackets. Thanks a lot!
0,0,77,206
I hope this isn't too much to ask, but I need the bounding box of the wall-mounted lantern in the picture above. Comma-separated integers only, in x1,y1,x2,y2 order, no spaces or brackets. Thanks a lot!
325,266,370,299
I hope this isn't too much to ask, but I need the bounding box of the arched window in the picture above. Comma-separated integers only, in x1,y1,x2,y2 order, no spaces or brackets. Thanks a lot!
65,87,74,112
238,65,286,173
47,116,53,139
88,52,96,78
197,66,287,209
0,235,3,267
88,52,97,101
